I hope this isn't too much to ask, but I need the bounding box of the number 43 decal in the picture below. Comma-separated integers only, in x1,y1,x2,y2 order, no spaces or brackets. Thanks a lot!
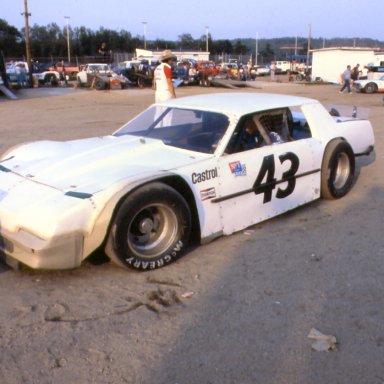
253,152,299,203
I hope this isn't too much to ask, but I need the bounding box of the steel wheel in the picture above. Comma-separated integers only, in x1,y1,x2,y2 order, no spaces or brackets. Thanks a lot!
106,182,191,270
364,83,377,94
332,151,351,190
127,203,179,259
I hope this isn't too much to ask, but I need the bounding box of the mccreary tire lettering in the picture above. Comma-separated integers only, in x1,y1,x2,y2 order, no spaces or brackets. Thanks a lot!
192,168,218,184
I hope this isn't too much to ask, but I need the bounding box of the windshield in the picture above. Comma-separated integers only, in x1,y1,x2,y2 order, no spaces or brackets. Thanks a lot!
89,64,109,71
114,106,229,154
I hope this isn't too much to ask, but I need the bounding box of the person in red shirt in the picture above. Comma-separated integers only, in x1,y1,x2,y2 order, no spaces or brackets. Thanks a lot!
153,50,177,102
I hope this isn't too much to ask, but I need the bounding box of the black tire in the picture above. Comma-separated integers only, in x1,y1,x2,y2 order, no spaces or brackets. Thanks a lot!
364,83,377,94
137,77,145,88
45,74,57,86
321,139,355,199
44,74,51,84
107,182,191,270
95,78,105,90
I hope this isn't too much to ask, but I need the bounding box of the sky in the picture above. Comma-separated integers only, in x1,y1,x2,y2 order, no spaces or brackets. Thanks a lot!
1,0,383,42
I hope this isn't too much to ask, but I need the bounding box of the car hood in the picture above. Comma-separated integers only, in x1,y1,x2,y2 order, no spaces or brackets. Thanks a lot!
2,135,206,194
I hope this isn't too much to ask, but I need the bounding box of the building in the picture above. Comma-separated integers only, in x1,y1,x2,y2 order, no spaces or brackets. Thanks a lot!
311,47,377,83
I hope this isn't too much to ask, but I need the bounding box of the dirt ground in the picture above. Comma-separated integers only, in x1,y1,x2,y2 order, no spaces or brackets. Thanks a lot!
0,79,383,384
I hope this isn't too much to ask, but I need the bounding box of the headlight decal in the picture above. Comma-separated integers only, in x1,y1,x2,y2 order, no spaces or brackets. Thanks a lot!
65,191,93,199
0,164,11,172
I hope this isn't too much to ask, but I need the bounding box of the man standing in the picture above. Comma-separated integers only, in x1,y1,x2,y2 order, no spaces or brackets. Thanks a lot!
340,65,352,94
153,50,177,102
270,61,276,81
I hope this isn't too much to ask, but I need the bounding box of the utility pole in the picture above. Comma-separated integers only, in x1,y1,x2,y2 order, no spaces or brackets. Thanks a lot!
22,0,33,87
306,24,311,72
64,16,71,63
255,32,259,66
142,21,147,49
205,26,209,53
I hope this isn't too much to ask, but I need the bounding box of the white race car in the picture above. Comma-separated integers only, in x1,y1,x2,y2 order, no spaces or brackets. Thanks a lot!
76,63,129,90
353,75,384,94
0,93,375,271
32,70,62,85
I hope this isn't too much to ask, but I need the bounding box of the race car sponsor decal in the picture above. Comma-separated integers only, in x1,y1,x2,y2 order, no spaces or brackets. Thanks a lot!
229,161,247,177
192,167,218,184
200,187,216,201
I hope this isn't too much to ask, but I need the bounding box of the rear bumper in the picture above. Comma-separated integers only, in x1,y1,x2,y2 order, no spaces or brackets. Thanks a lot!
0,228,84,270
355,145,374,157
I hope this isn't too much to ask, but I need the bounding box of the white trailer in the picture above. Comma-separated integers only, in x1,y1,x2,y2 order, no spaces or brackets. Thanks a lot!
311,47,376,83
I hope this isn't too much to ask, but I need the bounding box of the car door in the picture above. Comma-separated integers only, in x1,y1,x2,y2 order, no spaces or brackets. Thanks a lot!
378,77,384,91
214,110,323,235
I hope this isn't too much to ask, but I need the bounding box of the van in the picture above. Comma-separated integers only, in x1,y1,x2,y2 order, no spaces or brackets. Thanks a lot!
275,61,291,73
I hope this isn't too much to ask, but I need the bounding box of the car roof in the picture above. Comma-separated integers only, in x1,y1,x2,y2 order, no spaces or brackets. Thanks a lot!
158,92,318,116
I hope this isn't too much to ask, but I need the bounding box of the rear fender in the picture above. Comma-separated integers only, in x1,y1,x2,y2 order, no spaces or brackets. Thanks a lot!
334,119,375,155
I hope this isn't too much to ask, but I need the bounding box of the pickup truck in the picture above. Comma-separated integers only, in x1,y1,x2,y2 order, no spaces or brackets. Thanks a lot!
6,61,29,84
48,62,79,80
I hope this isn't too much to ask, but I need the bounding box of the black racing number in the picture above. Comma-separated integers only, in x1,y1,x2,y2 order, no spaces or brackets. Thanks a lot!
276,152,300,199
253,152,300,203
253,155,276,203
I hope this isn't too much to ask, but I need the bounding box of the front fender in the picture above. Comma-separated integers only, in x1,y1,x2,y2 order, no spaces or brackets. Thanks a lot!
82,172,188,258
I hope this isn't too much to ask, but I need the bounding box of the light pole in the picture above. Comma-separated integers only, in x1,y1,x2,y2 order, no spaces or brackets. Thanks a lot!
255,32,259,66
306,23,311,72
142,21,148,49
64,16,70,63
205,26,209,52
22,0,33,87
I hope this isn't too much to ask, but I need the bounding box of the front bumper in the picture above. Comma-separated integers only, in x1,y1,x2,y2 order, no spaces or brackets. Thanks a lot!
0,228,84,270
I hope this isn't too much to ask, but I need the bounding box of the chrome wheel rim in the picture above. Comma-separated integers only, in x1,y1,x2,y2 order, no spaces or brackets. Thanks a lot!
127,204,178,259
333,152,350,189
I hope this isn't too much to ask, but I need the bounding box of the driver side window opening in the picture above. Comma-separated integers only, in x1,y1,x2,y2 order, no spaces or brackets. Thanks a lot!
226,107,312,154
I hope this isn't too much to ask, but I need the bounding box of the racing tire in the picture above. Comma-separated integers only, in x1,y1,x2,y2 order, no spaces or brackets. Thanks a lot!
95,78,105,90
137,77,145,88
364,83,377,94
45,74,55,86
106,182,192,270
321,139,355,199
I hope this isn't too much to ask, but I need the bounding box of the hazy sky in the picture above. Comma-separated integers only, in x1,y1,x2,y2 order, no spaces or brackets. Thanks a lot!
2,0,383,41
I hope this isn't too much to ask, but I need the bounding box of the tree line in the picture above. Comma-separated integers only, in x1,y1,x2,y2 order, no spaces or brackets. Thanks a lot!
1,18,383,64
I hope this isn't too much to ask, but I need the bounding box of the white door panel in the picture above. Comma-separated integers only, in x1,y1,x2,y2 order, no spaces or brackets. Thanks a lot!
215,139,322,234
